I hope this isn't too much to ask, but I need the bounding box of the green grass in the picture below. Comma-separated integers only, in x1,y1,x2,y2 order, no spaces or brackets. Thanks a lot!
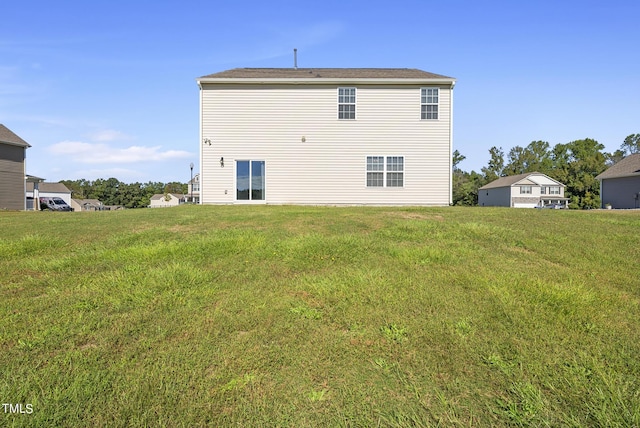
1,205,639,427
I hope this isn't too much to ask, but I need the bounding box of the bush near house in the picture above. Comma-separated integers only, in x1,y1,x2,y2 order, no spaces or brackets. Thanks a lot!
1,206,639,426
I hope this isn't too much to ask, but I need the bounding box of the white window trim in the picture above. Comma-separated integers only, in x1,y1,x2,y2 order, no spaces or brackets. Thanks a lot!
365,155,405,188
520,185,532,194
420,87,439,120
338,87,356,120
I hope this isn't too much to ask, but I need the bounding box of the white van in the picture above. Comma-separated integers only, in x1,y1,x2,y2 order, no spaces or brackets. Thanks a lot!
39,197,74,211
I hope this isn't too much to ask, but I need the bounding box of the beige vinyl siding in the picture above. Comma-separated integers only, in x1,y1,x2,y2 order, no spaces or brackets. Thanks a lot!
200,83,451,205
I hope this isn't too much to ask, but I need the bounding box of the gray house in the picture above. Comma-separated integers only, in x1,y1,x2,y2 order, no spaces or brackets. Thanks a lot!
0,124,31,210
596,153,640,209
479,172,568,208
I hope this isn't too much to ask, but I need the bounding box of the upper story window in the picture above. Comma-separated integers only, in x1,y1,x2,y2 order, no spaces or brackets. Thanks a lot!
549,186,560,195
520,185,532,194
366,156,404,187
338,87,356,120
541,186,546,194
421,88,439,120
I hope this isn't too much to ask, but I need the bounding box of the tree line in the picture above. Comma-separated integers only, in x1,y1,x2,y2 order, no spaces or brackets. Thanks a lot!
59,178,187,208
453,134,640,209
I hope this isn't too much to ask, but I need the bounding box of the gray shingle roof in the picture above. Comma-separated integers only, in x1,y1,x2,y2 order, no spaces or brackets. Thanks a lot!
0,124,30,148
73,199,103,206
26,182,71,193
199,68,453,80
596,153,640,180
150,193,185,200
479,172,541,189
479,172,564,190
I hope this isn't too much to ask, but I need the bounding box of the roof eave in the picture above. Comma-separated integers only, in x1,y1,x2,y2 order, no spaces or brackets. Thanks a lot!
1,140,31,148
597,173,640,180
197,77,456,86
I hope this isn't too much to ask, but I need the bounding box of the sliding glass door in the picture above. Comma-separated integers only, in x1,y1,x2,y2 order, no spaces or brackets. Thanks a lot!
236,160,265,201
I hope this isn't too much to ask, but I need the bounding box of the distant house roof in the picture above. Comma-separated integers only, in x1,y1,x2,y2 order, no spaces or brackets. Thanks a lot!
26,175,45,183
26,182,71,193
596,153,640,180
479,172,564,190
72,198,103,206
198,68,455,82
0,124,31,148
150,193,185,201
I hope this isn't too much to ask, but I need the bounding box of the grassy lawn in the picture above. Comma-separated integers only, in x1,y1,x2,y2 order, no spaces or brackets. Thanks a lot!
1,205,639,427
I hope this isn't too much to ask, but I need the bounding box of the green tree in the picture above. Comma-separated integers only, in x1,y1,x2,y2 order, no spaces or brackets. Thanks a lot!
550,139,606,209
504,141,553,175
60,179,87,199
164,182,187,194
605,149,626,167
481,146,505,183
452,170,483,206
55,178,187,208
452,149,466,171
621,133,640,155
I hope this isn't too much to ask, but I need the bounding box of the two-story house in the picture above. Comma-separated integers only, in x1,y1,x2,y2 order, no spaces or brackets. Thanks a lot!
197,68,455,205
187,173,200,204
478,172,568,208
0,124,31,210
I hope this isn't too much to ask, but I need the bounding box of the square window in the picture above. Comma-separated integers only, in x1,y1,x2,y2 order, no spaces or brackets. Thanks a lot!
366,156,404,187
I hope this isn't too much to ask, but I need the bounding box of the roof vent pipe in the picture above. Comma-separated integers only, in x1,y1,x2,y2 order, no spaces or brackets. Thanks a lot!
294,48,298,70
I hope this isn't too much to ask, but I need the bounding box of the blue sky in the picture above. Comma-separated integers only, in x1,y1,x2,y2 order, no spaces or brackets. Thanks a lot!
2,0,639,183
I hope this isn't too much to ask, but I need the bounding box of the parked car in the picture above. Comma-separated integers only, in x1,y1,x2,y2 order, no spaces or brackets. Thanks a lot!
542,203,565,209
39,197,74,211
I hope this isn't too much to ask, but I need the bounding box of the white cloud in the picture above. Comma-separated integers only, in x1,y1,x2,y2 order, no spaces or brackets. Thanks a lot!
88,129,133,142
48,141,191,163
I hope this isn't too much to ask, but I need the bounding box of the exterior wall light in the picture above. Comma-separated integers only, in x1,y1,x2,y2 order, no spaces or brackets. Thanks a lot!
220,157,224,167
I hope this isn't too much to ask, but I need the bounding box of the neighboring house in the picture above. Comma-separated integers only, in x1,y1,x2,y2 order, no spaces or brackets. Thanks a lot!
197,68,456,205
479,172,568,208
103,205,124,211
596,153,640,209
71,198,106,212
149,193,186,208
187,173,200,204
0,124,31,210
25,175,45,210
26,182,72,207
